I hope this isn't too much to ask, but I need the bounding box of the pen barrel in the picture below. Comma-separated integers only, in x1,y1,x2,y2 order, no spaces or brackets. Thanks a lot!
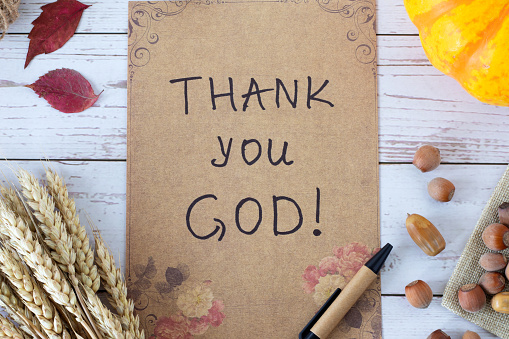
310,265,378,338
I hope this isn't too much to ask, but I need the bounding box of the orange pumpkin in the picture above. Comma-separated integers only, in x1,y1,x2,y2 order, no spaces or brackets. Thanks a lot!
404,0,509,106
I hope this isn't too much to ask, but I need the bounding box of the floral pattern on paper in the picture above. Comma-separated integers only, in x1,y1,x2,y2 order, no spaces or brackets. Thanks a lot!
302,242,381,338
128,257,225,338
313,274,347,305
177,282,214,318
152,297,226,339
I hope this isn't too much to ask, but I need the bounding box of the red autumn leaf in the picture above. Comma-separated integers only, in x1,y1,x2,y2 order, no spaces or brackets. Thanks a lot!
25,0,90,68
26,68,102,113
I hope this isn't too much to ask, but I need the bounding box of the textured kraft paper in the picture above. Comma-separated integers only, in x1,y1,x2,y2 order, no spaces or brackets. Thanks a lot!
127,1,379,337
442,165,509,338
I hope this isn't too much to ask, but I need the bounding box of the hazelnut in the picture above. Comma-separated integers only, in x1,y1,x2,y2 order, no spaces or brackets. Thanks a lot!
458,284,486,313
505,262,509,280
479,252,507,271
405,214,446,256
478,272,505,295
492,292,509,314
462,331,481,339
427,177,455,202
413,145,441,172
499,202,509,226
405,280,433,308
482,223,509,251
427,329,451,339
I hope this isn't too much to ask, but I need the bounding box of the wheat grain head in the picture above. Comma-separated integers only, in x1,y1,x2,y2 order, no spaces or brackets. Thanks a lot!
94,235,143,339
16,170,77,280
0,200,95,338
0,313,27,339
45,169,100,293
0,246,63,337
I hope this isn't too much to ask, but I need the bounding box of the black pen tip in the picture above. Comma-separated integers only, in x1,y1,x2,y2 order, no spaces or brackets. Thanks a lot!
365,243,393,274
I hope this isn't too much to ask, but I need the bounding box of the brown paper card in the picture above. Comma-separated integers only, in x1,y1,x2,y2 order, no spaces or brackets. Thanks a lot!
127,1,380,337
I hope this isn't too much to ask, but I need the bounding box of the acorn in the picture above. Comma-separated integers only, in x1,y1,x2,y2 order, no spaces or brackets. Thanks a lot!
427,177,455,202
492,292,509,314
478,272,505,295
427,329,451,339
405,280,433,309
482,223,509,251
462,331,481,339
458,284,486,313
479,252,507,271
499,202,509,226
413,145,441,172
405,214,446,256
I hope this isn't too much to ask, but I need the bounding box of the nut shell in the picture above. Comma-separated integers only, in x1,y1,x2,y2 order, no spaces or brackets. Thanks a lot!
492,292,509,314
479,252,507,271
458,284,486,313
499,202,509,226
478,272,505,295
413,145,441,172
427,329,451,339
462,331,481,339
482,223,509,251
405,214,446,256
405,280,433,309
427,177,455,202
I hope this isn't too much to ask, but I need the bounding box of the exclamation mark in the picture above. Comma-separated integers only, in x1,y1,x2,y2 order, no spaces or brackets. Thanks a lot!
313,187,321,236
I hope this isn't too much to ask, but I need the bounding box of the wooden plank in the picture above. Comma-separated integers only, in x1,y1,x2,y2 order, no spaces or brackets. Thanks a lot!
1,34,429,66
0,35,127,160
3,35,509,163
6,0,418,35
379,66,509,163
9,0,127,34
378,35,429,66
382,296,497,338
377,0,418,36
1,161,505,295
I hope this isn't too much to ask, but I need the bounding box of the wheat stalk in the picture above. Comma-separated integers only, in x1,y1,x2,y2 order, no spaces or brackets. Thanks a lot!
0,201,98,339
94,234,143,339
0,185,36,233
82,286,124,339
16,170,77,280
45,169,100,293
0,276,42,338
0,313,27,339
0,167,142,339
0,246,63,338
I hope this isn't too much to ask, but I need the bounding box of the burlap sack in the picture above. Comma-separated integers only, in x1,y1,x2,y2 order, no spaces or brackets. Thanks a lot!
0,0,20,40
442,165,509,338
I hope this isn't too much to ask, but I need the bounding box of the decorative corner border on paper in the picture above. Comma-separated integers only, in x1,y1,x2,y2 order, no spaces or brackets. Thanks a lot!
128,0,376,80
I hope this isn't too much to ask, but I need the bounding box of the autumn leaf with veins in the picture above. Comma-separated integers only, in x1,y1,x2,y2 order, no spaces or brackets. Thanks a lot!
26,68,102,113
25,0,90,68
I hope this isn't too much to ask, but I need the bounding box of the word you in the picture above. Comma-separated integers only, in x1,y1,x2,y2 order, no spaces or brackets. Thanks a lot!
212,136,293,167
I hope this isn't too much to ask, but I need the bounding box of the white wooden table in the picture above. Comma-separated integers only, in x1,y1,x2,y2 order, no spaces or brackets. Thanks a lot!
2,1,509,337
